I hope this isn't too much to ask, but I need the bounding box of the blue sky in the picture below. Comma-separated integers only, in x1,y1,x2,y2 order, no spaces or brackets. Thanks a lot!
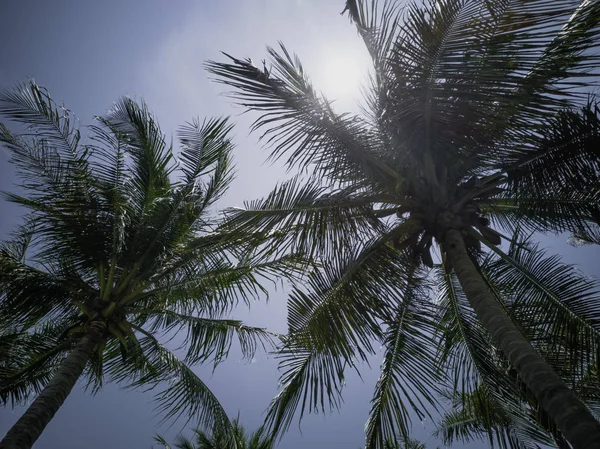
0,1,598,448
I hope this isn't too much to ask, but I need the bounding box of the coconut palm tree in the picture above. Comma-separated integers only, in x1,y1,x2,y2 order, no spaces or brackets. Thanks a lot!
205,0,600,447
382,437,433,449
434,234,600,449
154,417,274,449
434,384,572,448
0,82,302,449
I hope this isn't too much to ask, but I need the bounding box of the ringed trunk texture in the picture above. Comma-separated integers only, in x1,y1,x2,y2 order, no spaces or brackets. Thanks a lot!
0,321,106,449
444,229,600,449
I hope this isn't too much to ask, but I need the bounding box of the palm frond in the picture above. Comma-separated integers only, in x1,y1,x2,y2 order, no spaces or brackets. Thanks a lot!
0,81,81,159
0,247,78,325
434,386,531,449
101,97,173,216
482,233,600,384
0,125,73,195
264,343,347,441
144,252,306,318
503,101,600,194
223,175,383,259
343,0,403,72
0,319,77,406
206,45,401,187
177,117,234,186
1,219,36,264
365,270,440,448
435,267,557,448
265,233,419,437
106,335,233,432
139,310,275,366
153,435,173,449
485,191,600,235
492,100,600,234
353,0,600,184
155,417,273,449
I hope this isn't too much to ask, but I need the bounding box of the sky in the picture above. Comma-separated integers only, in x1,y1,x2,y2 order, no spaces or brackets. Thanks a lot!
0,1,598,448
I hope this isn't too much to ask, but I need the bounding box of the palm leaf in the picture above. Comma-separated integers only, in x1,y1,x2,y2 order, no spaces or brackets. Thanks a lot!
0,81,80,159
101,97,173,217
482,233,600,385
223,175,383,259
436,267,557,448
265,233,421,438
206,45,401,187
365,269,440,448
105,335,232,432
138,310,276,366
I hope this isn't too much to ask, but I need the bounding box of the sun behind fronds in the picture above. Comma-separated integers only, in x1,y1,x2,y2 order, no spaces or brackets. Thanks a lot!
206,0,600,446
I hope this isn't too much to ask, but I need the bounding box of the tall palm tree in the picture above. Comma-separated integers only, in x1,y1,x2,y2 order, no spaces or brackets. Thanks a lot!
434,234,600,448
0,82,301,449
205,0,600,447
154,417,274,449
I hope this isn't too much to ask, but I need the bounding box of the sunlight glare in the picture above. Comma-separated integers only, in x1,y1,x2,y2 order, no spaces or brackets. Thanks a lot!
312,46,371,111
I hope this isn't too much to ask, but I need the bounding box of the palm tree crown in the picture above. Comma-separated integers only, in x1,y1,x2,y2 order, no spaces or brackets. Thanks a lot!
0,82,301,449
206,0,600,447
154,417,274,449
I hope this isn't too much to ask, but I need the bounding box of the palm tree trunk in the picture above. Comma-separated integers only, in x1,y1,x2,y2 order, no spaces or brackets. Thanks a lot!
0,321,106,449
444,229,600,449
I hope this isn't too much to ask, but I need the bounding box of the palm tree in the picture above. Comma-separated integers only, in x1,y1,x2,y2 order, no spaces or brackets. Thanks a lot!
154,417,274,449
434,235,600,448
0,82,301,449
205,0,600,447
435,384,573,448
383,437,434,449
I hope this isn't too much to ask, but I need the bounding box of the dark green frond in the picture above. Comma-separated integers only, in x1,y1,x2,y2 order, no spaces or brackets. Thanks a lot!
145,252,306,318
206,45,401,187
485,192,600,236
0,81,81,159
365,270,440,448
265,234,419,437
0,248,78,325
156,416,273,449
434,386,529,449
177,117,234,186
393,0,598,170
223,176,383,259
483,234,600,385
0,319,77,407
101,97,173,215
504,101,600,194
139,310,275,366
1,219,36,265
153,434,173,449
0,125,72,195
264,343,347,441
106,335,232,432
492,101,600,234
343,0,403,72
435,267,557,448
